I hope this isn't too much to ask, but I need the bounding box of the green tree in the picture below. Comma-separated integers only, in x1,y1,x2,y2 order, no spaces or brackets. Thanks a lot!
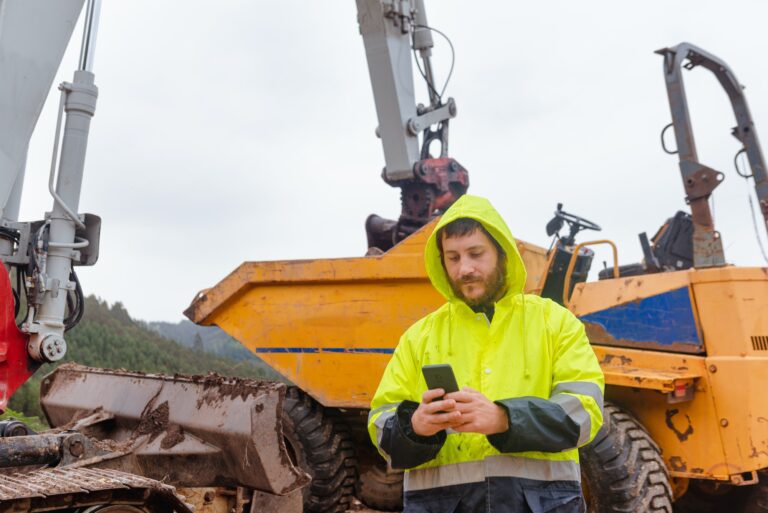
193,332,204,352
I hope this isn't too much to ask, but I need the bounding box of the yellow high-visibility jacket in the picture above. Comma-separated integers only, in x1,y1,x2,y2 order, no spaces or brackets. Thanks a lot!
368,195,604,511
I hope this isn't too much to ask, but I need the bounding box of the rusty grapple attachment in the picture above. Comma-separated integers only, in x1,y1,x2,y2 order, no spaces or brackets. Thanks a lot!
39,364,309,496
366,157,469,252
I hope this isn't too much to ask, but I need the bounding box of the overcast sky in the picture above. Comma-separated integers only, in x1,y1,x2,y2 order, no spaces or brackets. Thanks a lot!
20,1,768,322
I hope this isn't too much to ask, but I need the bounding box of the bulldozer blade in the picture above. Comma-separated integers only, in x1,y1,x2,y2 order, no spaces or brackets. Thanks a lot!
39,364,309,496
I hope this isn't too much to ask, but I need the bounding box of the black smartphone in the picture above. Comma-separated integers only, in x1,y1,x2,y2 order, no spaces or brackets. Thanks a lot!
422,364,460,397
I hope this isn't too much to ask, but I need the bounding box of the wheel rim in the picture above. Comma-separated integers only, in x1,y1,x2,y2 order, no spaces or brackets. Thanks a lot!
282,420,312,503
356,458,404,511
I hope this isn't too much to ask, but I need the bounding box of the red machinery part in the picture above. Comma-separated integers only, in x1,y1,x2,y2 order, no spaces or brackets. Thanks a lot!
0,269,36,412
366,156,470,251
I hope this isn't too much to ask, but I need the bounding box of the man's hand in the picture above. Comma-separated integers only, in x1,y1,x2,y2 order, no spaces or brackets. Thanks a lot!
411,388,462,437
445,387,509,435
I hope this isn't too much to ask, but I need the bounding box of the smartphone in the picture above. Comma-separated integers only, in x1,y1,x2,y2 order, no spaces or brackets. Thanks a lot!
422,364,460,397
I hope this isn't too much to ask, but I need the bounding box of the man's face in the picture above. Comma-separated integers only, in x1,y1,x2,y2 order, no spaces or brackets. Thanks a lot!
441,229,506,308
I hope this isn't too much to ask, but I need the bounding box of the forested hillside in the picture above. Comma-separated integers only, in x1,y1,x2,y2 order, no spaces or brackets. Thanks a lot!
147,319,257,362
9,296,284,419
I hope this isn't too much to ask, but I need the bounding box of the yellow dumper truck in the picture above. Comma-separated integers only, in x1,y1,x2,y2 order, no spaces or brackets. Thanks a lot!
1,1,766,512
186,42,768,513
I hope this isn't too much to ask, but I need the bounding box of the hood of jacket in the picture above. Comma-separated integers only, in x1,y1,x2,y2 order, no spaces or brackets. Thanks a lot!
425,195,527,304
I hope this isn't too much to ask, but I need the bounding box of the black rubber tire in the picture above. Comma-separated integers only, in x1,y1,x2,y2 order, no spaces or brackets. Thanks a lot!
673,479,733,513
674,472,768,513
75,507,149,513
356,458,404,511
743,473,768,513
282,387,357,513
579,402,673,513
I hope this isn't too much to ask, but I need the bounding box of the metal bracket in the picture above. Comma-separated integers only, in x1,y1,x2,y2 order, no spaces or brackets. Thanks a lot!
0,220,33,265
75,213,101,266
407,98,456,135
692,229,725,268
382,0,414,33
730,471,759,486
682,166,725,203
0,214,100,267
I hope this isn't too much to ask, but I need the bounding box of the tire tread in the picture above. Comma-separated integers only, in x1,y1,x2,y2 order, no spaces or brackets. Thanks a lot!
580,403,673,513
283,387,357,513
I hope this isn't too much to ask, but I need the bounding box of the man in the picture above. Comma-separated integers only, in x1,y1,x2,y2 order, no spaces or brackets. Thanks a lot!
368,194,604,512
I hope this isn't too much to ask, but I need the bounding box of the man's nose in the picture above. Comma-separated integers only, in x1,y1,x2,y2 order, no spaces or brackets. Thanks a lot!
459,258,476,276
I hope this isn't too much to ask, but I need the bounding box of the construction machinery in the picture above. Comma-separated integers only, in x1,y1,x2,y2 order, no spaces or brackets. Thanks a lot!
0,1,308,512
186,32,768,513
2,1,768,513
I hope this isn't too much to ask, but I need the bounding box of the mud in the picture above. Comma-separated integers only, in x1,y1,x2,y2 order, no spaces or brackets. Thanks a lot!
585,321,703,354
49,406,105,433
191,372,283,408
137,401,170,441
200,373,281,399
92,436,133,453
599,352,633,366
665,408,694,442
669,456,687,472
160,424,185,450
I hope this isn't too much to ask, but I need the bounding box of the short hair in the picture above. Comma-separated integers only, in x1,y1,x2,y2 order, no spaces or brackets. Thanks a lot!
436,218,506,259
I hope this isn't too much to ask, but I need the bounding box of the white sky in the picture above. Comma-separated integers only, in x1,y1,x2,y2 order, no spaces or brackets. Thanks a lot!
21,1,768,322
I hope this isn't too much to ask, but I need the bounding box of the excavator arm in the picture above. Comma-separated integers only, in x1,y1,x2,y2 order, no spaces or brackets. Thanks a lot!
357,0,468,250
0,4,312,511
0,0,102,409
656,42,768,267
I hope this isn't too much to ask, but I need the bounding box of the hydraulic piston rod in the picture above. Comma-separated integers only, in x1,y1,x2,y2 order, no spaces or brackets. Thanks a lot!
27,0,101,362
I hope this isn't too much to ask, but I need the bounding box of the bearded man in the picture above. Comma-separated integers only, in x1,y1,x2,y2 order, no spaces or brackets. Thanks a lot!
368,194,604,513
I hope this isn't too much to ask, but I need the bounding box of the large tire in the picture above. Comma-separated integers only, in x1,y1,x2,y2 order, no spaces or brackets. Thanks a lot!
673,479,733,513
744,473,768,513
580,402,673,513
356,458,404,511
675,471,768,513
282,387,357,513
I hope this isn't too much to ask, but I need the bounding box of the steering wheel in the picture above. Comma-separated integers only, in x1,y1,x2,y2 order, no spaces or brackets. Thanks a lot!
555,205,601,232
546,203,601,246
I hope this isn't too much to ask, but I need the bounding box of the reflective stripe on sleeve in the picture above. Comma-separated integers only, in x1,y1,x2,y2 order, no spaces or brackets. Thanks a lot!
368,402,400,423
551,381,603,411
403,455,580,491
550,393,591,446
370,404,399,448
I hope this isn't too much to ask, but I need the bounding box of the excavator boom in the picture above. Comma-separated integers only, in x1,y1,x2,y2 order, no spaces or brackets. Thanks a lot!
657,42,768,267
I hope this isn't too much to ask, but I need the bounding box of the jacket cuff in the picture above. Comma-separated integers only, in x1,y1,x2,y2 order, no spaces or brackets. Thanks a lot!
379,400,446,469
487,397,580,453
397,400,446,445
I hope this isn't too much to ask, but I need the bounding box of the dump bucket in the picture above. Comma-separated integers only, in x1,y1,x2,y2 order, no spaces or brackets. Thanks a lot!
185,220,549,408
40,364,309,495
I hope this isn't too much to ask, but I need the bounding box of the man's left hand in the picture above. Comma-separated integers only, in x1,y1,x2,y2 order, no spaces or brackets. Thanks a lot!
445,387,509,435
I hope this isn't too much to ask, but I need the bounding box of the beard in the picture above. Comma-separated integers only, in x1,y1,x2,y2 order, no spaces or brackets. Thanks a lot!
449,259,507,309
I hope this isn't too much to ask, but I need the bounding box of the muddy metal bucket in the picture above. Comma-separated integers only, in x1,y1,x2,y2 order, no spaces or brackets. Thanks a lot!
40,364,309,495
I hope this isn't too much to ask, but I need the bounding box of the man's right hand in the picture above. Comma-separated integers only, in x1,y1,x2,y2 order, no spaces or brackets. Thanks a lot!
411,388,462,437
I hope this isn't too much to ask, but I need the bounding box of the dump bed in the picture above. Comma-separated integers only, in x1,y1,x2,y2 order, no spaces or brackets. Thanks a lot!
185,220,550,408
